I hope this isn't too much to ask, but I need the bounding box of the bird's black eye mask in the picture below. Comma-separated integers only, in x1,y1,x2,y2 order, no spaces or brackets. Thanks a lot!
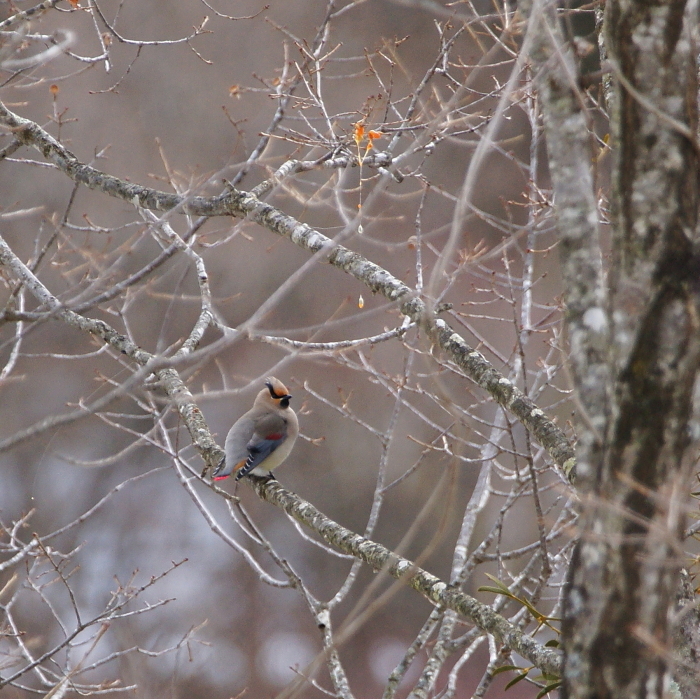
266,381,292,407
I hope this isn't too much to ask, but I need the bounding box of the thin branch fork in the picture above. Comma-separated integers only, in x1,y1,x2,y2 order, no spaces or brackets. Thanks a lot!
0,233,224,470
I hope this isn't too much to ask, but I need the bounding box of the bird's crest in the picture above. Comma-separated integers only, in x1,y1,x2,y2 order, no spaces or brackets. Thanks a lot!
265,377,291,408
265,377,290,399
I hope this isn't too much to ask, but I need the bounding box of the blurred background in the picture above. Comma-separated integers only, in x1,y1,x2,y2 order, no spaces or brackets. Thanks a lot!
0,1,579,697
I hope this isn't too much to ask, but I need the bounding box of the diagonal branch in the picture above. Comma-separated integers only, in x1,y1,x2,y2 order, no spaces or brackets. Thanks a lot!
0,234,224,469
0,100,576,479
250,476,563,677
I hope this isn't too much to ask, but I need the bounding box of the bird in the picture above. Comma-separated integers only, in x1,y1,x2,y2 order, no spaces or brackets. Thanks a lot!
212,377,299,481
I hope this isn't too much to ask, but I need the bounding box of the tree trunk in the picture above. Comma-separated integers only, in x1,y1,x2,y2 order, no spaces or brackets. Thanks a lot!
562,1,700,697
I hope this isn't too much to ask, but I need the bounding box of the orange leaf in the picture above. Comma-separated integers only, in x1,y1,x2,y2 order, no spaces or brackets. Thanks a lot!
353,122,365,147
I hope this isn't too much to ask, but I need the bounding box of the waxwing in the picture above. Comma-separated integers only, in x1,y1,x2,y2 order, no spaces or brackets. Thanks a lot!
212,377,299,480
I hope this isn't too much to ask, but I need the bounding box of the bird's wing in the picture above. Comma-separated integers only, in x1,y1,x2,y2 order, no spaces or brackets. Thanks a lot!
212,415,256,479
235,413,288,479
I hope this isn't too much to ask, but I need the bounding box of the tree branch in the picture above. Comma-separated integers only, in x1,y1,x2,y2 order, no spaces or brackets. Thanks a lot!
249,476,563,678
0,234,224,469
0,100,576,479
